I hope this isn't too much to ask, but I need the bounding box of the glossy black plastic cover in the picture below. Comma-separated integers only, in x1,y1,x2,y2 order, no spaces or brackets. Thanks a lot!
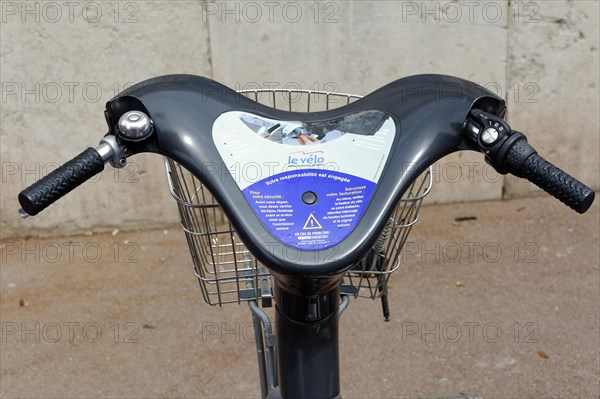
104,74,504,277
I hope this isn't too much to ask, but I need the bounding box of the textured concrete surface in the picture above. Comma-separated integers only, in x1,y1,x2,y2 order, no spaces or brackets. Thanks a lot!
0,1,211,238
1,0,599,238
505,0,600,198
1,194,598,398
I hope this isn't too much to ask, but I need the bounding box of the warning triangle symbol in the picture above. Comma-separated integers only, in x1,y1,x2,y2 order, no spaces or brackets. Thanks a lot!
303,213,323,230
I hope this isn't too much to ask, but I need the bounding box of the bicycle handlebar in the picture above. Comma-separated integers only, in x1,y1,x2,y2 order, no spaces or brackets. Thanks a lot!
501,136,594,213
16,74,596,278
19,129,593,218
18,147,105,217
466,109,594,214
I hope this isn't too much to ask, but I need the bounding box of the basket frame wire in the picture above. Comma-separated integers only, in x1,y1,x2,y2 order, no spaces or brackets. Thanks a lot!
237,89,360,113
164,89,432,306
343,170,431,298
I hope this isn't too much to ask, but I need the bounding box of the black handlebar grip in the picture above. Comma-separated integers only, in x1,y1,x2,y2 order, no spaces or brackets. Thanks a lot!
520,154,595,213
18,148,105,216
503,138,595,214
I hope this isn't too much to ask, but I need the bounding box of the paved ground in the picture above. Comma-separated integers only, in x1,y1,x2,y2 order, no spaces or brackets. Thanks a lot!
1,195,599,398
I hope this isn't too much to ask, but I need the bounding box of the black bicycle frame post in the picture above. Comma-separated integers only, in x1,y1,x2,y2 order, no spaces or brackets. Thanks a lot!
271,278,342,399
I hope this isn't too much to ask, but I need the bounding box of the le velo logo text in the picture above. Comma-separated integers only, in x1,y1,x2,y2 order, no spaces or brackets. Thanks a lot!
287,150,325,166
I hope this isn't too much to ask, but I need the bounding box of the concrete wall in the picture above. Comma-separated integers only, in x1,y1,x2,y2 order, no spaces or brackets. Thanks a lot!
505,0,600,198
1,0,598,238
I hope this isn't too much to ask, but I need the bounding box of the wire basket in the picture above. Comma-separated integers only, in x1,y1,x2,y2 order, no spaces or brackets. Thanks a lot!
164,89,432,306
343,171,431,298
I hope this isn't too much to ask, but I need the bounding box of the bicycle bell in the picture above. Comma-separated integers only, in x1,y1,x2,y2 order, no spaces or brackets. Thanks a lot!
117,110,154,141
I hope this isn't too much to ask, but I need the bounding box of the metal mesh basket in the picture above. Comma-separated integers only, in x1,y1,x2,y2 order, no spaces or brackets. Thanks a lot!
343,172,431,298
164,89,432,306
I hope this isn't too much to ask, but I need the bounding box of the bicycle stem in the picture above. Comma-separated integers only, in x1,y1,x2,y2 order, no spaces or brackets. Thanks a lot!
273,282,342,399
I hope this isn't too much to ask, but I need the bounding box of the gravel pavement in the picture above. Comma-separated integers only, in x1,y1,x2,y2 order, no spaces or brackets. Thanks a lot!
1,195,599,398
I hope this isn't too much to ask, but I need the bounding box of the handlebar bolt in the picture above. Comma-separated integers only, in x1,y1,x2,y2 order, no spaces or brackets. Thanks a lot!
118,158,127,167
481,127,499,145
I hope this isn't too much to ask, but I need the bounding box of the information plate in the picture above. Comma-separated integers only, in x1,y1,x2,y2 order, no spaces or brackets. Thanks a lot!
213,110,395,250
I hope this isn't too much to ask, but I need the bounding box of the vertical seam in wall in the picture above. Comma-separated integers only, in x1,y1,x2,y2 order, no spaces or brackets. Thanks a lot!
503,0,513,201
204,1,215,79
